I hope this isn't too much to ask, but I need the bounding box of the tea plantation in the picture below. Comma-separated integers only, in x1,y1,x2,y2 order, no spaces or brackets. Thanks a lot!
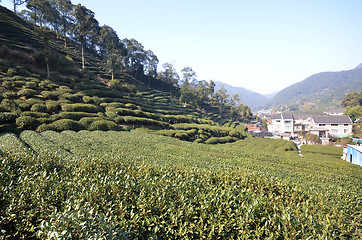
0,130,361,239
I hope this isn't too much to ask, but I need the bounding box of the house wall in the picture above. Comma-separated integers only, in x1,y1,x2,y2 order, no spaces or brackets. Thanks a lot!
268,119,293,134
309,121,352,136
346,145,362,166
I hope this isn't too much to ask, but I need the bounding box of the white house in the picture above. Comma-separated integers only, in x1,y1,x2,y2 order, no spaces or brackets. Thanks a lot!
342,145,362,166
292,114,312,133
267,113,294,135
308,115,353,138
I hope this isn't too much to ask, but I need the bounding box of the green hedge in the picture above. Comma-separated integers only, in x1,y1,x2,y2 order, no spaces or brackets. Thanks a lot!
51,119,85,132
17,88,36,97
61,103,101,113
57,112,99,121
16,116,40,129
205,136,236,144
88,120,119,131
0,112,17,124
30,103,47,112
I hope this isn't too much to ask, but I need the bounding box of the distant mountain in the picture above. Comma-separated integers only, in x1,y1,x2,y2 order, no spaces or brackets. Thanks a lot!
263,92,279,99
355,63,362,69
265,64,362,111
214,81,269,109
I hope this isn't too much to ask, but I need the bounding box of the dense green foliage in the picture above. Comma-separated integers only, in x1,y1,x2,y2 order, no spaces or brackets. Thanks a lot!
0,130,360,239
342,90,362,121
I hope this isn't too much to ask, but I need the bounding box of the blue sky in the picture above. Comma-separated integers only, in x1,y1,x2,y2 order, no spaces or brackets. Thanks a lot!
2,0,362,94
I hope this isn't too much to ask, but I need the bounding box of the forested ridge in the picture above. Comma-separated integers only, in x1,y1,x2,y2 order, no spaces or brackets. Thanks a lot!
265,66,362,111
0,1,253,135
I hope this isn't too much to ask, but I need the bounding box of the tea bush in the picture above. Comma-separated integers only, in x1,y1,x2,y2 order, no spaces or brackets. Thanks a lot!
0,131,359,239
88,120,119,131
30,103,47,112
0,112,17,124
50,119,85,131
21,111,49,118
17,88,36,97
16,116,40,129
61,103,101,113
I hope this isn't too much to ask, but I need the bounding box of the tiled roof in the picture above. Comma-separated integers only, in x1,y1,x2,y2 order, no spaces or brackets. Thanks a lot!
312,115,352,124
327,109,345,114
293,114,311,119
271,114,294,120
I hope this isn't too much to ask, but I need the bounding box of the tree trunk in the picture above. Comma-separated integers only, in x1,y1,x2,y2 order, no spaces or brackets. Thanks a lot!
81,44,85,69
46,63,50,79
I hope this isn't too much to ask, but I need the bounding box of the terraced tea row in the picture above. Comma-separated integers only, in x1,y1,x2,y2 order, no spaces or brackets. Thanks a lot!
0,130,360,238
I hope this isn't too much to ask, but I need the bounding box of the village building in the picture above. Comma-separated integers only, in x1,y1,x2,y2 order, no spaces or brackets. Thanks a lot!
266,113,353,144
267,114,294,135
308,115,353,138
342,145,362,166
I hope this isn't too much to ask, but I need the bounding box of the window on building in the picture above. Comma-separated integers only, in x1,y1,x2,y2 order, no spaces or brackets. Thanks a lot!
276,120,280,122
319,124,326,126
344,124,349,126
331,124,338,126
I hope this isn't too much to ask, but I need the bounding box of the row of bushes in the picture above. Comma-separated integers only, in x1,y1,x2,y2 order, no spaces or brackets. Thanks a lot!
172,123,247,138
32,118,130,132
155,123,247,144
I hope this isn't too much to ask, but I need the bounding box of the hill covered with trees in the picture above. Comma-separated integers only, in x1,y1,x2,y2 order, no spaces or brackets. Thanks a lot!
265,65,362,111
214,81,270,110
0,2,254,143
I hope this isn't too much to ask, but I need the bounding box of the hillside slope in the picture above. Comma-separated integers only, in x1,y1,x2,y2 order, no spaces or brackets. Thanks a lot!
215,81,269,109
0,6,250,143
265,65,362,110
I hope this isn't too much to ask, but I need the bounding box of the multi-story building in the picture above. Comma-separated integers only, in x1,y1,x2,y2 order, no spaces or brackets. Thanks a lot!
267,114,294,135
308,115,353,138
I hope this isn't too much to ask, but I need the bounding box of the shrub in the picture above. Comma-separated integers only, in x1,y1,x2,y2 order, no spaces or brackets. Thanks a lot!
16,116,40,129
46,101,61,112
88,120,119,131
105,111,117,119
194,138,204,144
205,136,235,144
174,132,192,141
21,112,49,118
36,123,53,132
18,102,31,111
59,93,83,103
82,96,94,104
0,112,17,124
51,119,85,132
41,91,59,100
14,80,26,87
79,117,105,126
57,112,98,121
7,68,16,76
17,88,36,98
61,103,101,113
25,82,37,89
3,91,17,99
30,104,47,112
124,103,140,110
1,99,17,111
2,81,13,89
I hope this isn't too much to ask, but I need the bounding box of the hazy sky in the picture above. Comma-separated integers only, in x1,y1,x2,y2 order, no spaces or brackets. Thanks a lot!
3,0,362,94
